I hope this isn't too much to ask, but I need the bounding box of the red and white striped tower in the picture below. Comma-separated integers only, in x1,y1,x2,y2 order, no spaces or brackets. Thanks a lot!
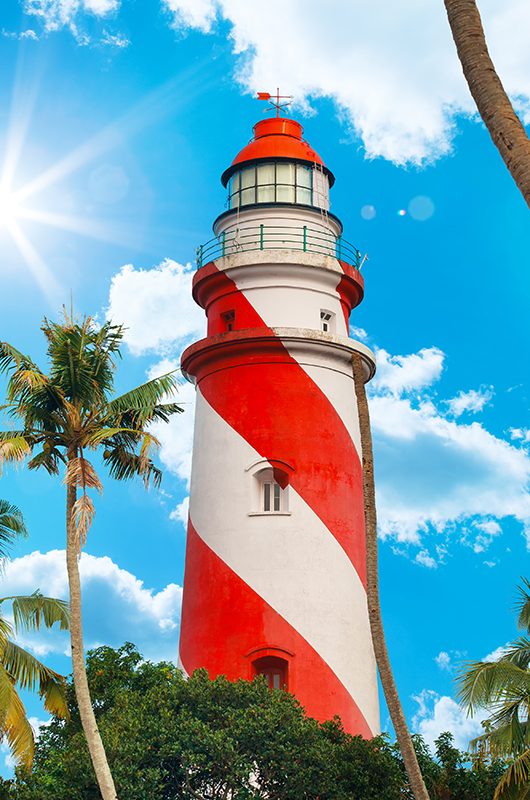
179,105,379,737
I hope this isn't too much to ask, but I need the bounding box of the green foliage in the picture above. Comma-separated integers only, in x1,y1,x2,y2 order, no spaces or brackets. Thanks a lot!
456,579,530,799
0,313,183,509
1,643,505,800
0,502,69,768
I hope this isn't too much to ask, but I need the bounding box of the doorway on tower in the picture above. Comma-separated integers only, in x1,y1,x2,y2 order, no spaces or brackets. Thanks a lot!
252,655,288,690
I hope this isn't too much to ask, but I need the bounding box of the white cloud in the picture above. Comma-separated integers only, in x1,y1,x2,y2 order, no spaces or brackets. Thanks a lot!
160,0,530,164
170,495,189,526
484,643,510,663
415,550,437,569
106,260,205,356
464,518,502,554
435,651,451,670
23,0,122,42
349,325,368,342
371,347,444,396
2,550,182,661
1,28,39,40
413,690,487,752
446,387,494,417
509,427,530,443
100,29,129,47
162,0,217,31
145,358,197,485
369,357,530,546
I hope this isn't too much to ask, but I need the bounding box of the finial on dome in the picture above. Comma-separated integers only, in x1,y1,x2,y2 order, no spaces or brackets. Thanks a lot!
257,88,293,118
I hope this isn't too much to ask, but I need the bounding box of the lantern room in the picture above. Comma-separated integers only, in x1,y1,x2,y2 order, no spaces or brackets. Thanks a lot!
220,118,334,212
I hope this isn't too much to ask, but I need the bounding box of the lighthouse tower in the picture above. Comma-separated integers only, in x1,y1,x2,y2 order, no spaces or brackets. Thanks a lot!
179,103,379,737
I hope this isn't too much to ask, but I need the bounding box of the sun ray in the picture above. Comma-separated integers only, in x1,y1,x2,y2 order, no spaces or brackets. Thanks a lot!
0,42,42,194
9,220,63,305
17,207,143,250
15,58,217,205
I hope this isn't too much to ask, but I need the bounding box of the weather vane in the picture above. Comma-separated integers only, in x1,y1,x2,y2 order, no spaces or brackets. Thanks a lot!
257,88,293,118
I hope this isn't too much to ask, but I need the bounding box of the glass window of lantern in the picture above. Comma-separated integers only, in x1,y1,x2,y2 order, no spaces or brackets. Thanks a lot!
276,163,295,203
240,166,256,205
256,163,276,203
229,172,240,208
296,164,312,205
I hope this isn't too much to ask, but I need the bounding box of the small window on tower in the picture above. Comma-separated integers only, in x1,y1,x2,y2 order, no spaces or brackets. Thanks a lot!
320,310,334,333
263,480,282,512
222,310,235,331
252,656,288,690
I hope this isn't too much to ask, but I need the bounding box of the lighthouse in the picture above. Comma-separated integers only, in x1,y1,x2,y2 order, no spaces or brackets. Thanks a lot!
179,98,379,738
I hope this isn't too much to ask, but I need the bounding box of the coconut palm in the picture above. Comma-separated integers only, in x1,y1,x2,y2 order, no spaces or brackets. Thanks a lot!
0,313,183,800
444,0,530,209
352,354,431,800
457,579,530,799
0,499,69,768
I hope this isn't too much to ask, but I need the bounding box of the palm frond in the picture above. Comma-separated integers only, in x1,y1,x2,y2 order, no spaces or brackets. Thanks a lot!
0,343,35,374
42,317,123,408
71,494,95,549
0,662,34,768
456,659,530,713
84,426,160,449
64,456,102,492
27,449,60,475
103,445,162,488
1,640,68,719
502,636,530,671
516,578,530,633
0,435,31,469
0,499,27,546
494,748,530,799
106,371,181,419
1,592,69,633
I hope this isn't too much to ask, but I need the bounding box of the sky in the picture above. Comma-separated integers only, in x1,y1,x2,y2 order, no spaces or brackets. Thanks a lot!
0,0,530,766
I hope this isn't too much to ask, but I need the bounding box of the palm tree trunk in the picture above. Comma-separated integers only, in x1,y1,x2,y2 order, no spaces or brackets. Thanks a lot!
66,481,118,800
352,354,430,800
444,0,530,209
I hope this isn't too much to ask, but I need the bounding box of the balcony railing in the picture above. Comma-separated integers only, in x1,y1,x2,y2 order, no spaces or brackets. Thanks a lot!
196,224,361,269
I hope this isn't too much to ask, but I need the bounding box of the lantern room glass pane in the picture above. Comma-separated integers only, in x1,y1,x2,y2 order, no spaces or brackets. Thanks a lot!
240,167,255,188
240,188,255,205
297,187,311,205
296,164,311,187
257,163,275,202
276,163,295,203
276,163,295,184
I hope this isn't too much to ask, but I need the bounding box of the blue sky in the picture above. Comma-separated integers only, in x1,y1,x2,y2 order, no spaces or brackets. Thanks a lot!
0,0,530,761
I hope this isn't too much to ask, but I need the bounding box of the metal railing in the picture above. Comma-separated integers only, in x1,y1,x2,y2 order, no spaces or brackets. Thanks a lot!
196,224,361,269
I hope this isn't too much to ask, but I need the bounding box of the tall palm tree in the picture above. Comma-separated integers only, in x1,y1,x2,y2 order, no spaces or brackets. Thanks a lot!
444,0,530,209
0,499,69,768
457,579,530,799
352,354,431,800
0,313,183,800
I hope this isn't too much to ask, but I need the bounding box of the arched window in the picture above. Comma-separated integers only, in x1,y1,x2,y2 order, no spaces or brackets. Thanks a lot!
247,460,293,516
252,656,288,690
254,467,288,513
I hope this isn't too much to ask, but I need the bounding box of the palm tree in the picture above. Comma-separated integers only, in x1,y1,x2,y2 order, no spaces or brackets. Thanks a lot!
0,499,69,768
0,313,183,800
457,579,530,799
352,353,431,800
444,0,530,209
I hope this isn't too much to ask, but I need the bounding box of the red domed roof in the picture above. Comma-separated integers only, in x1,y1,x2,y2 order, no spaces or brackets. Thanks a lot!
221,117,334,187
